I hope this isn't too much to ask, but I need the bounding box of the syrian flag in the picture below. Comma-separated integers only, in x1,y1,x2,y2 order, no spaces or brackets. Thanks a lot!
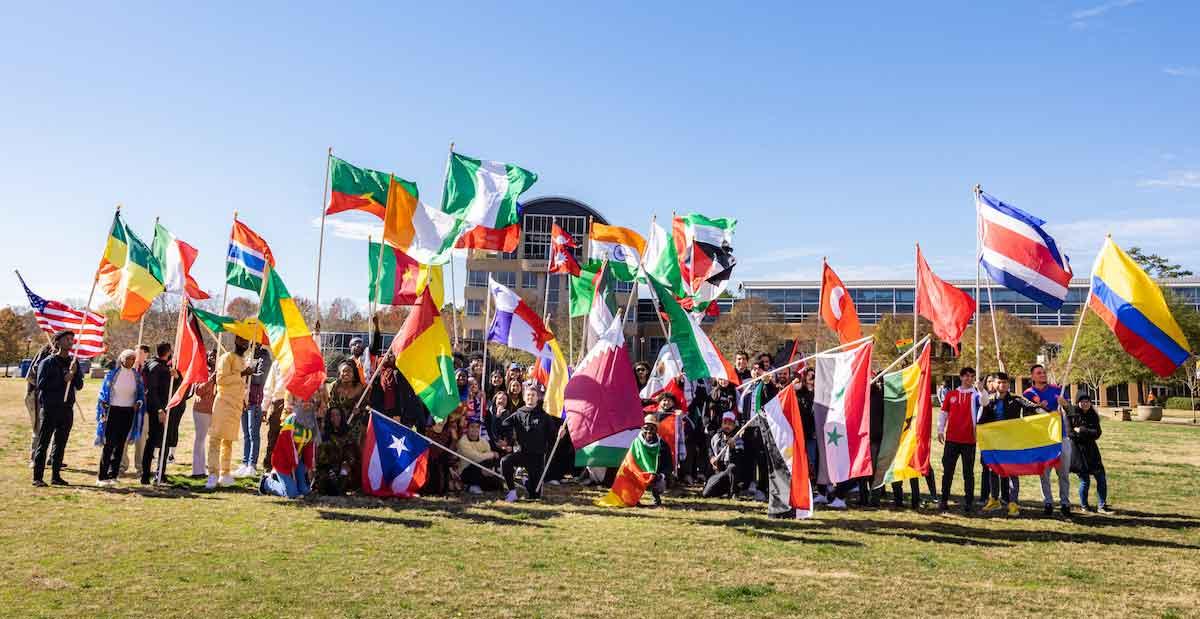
585,261,618,350
564,310,644,449
167,300,209,409
812,341,873,485
649,278,739,384
152,222,209,300
362,411,431,498
760,386,813,519
639,343,689,410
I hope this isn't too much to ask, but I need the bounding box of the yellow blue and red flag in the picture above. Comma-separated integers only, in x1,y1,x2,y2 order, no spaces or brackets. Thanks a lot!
1087,237,1192,377
977,412,1062,477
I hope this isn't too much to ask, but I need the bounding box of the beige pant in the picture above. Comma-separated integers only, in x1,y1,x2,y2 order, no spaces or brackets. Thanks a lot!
25,391,38,458
207,436,234,477
125,416,148,474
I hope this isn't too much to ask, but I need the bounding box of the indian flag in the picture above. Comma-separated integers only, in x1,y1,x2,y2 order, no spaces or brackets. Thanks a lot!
648,278,738,383
258,267,326,400
761,386,813,519
389,288,458,422
812,341,874,485
441,152,537,229
595,433,660,507
96,212,165,322
590,222,645,282
873,342,933,487
574,428,638,468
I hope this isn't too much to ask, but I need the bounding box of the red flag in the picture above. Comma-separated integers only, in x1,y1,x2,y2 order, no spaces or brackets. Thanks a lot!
167,301,209,409
548,223,581,276
820,261,863,344
455,223,520,252
656,412,684,470
915,244,975,349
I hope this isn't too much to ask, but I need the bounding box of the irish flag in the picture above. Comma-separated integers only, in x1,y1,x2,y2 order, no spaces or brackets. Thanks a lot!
96,212,165,322
441,152,536,229
874,343,933,487
590,222,645,282
258,267,327,400
760,386,813,519
595,433,660,508
152,222,209,301
649,278,738,384
812,341,873,485
389,289,458,422
368,241,444,307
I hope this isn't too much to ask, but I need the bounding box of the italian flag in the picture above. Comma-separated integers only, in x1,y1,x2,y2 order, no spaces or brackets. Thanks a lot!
643,219,686,298
441,152,537,229
595,433,660,507
812,341,874,485
368,241,444,307
761,386,813,518
874,342,933,487
151,222,209,301
258,267,327,400
649,278,738,384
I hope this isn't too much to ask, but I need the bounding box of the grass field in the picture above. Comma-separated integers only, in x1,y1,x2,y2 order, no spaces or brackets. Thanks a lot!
1,378,1198,618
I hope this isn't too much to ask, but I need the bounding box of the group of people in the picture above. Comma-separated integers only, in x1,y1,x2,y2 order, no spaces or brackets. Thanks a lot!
26,327,1112,519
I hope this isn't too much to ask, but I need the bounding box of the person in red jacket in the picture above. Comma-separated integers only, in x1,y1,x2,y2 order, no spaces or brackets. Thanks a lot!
937,366,987,514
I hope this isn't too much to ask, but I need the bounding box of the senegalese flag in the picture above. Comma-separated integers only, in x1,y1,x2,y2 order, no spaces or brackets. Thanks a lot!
191,306,268,345
259,267,326,400
96,212,165,322
389,288,458,422
595,433,661,507
873,342,933,488
326,155,393,220
441,151,537,229
368,241,444,307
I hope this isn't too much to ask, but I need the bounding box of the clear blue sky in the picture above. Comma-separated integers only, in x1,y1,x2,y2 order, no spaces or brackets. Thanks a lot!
3,1,1198,311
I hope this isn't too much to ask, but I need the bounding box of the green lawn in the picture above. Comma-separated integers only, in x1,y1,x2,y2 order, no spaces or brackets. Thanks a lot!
1,378,1199,618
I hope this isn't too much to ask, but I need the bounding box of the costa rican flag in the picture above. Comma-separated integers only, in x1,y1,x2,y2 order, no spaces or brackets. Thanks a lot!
977,191,1073,310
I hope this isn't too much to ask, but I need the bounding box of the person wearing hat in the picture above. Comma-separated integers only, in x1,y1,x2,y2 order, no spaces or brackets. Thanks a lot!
206,335,255,489
456,417,500,495
702,411,748,499
506,363,525,386
640,413,667,507
1063,393,1111,513
348,315,382,384
32,330,84,487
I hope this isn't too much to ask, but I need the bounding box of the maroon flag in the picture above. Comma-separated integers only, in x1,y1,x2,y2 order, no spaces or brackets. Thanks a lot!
564,311,644,449
916,245,975,349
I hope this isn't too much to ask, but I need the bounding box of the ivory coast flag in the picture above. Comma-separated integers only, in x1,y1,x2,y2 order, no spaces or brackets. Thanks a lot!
368,241,444,307
873,342,933,487
595,433,661,507
382,185,461,266
190,307,268,345
590,222,646,282
389,288,458,422
97,212,165,322
259,267,327,400
441,152,537,229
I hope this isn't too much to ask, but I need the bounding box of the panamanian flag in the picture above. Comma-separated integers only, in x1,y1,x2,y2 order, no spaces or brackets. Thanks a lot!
976,191,1073,310
362,410,430,498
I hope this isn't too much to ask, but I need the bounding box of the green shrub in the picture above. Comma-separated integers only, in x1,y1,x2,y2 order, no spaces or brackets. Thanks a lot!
1164,396,1199,410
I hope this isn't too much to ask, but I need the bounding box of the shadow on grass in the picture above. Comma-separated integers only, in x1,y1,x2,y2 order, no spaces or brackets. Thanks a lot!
825,518,1200,550
71,483,223,500
314,509,432,528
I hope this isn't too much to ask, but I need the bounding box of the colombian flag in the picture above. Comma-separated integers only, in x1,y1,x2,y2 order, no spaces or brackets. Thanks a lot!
977,412,1062,477
1088,237,1191,377
96,212,164,322
388,288,458,422
258,267,326,400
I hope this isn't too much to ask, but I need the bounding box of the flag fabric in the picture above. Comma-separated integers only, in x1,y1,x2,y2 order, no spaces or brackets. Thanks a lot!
226,219,275,293
649,278,739,384
564,310,644,449
977,191,1073,310
643,219,685,297
362,410,431,497
1087,237,1192,377
441,152,537,229
595,433,661,507
656,412,687,471
569,263,608,318
873,342,933,487
326,156,395,219
977,412,1062,477
368,241,443,307
487,278,555,354
190,307,268,345
820,261,863,344
590,223,646,281
382,190,460,266
585,261,618,350
389,289,458,422
812,341,873,485
167,301,209,409
675,213,737,303
540,339,570,419
759,386,813,519
575,429,638,468
259,268,327,400
916,245,975,349
548,223,581,276
19,273,106,358
152,222,209,300
97,212,165,322
455,223,520,253
639,343,688,411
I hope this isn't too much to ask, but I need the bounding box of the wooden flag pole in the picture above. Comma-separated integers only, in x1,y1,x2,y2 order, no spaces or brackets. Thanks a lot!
445,141,462,350
63,205,116,402
314,147,332,328
984,280,1006,372
1061,284,1094,387
870,335,932,385
155,296,189,485
913,243,920,344
220,210,238,315
543,216,555,322
480,277,492,412
974,184,982,374
816,257,827,356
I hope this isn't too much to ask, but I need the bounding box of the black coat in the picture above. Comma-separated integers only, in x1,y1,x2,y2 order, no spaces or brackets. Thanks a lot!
1067,405,1104,474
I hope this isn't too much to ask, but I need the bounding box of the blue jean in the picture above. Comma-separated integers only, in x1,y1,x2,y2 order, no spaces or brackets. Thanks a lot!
1078,468,1108,507
241,405,263,467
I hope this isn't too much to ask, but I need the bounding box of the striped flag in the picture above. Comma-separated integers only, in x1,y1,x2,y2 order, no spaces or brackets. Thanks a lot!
18,273,106,358
977,191,1073,310
226,219,275,294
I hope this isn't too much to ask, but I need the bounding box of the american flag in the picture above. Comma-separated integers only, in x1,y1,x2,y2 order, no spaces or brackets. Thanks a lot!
18,272,106,358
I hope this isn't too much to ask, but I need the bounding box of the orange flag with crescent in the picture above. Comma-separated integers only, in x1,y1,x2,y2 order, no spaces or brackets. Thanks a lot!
820,260,863,344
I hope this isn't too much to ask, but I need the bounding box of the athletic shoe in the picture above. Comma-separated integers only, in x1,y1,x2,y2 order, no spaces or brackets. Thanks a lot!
96,479,108,487
753,489,767,502
468,485,483,495
547,480,560,486
938,502,949,512
829,498,847,509
32,479,48,487
813,494,829,505
51,477,69,486
1060,504,1071,517
1008,502,1020,517
982,498,1001,512
218,475,236,487
1083,504,1097,513
232,465,250,478
1043,503,1054,517
204,475,218,490
504,489,518,503
1097,505,1113,515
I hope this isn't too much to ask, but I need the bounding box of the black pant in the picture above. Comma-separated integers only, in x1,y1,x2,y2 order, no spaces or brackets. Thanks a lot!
979,451,991,504
166,404,186,449
98,406,135,480
940,441,976,508
744,427,770,490
32,406,73,482
262,400,283,470
462,461,501,491
891,469,938,508
501,451,545,499
141,411,166,483
703,463,741,498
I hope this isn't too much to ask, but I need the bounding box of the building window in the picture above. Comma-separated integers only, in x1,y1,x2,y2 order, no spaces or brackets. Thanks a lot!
522,214,587,261
521,271,539,289
466,299,483,317
467,270,488,288
547,274,561,309
492,271,516,288
468,329,484,341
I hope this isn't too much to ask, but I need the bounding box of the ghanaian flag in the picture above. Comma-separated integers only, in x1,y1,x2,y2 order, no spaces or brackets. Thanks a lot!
96,212,164,322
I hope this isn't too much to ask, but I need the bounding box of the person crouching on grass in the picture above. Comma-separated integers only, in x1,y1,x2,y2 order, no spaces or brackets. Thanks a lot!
457,417,501,495
703,412,749,499
500,382,553,502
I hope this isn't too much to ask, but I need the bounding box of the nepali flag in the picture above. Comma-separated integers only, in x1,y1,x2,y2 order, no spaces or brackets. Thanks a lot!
548,223,581,276
362,410,430,498
977,191,1073,310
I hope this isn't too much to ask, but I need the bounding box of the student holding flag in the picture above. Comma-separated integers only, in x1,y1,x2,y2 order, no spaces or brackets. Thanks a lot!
937,367,987,513
1024,364,1071,517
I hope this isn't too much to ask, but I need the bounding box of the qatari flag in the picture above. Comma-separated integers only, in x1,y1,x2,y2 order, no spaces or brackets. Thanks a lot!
564,310,644,450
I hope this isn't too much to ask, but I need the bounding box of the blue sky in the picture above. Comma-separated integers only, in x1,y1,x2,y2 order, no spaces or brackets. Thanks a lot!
2,1,1197,311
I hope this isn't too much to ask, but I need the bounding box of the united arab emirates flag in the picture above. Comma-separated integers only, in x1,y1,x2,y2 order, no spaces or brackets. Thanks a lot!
368,241,444,307
595,433,661,507
873,342,933,487
441,152,537,229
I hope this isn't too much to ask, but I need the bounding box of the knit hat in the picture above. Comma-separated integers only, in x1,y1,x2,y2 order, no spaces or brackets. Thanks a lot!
721,411,737,424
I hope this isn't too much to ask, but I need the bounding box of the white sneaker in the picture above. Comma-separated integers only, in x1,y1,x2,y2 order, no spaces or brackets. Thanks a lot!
237,466,257,479
204,475,218,490
96,479,107,487
813,494,829,505
547,479,560,486
829,498,847,509
232,465,249,478
218,475,236,487
504,489,518,503
468,485,483,495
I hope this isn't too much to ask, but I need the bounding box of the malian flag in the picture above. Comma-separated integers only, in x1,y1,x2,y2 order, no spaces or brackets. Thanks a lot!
916,244,975,349
873,342,933,487
226,219,275,294
564,310,644,449
760,386,813,519
820,260,862,344
594,433,661,508
812,341,873,485
152,222,209,301
977,190,1072,310
258,267,326,400
167,301,209,409
97,211,165,322
362,411,430,498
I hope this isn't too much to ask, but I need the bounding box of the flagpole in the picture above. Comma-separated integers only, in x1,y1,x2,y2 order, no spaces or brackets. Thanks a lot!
643,216,673,342
64,203,113,403
870,335,931,384
913,243,920,344
1061,282,1094,387
220,211,237,315
543,216,555,322
737,335,874,395
314,147,333,329
816,257,826,356
974,184,982,374
419,425,506,482
985,280,1005,372
445,141,462,351
480,276,492,409
535,424,566,494
156,296,188,485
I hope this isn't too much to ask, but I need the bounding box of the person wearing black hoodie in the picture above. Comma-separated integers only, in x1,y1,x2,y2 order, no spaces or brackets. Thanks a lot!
1065,394,1111,513
500,383,553,502
141,342,173,485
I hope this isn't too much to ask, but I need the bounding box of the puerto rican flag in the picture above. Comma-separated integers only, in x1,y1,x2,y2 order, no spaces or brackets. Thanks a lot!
487,277,553,355
977,191,1073,310
362,410,430,498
